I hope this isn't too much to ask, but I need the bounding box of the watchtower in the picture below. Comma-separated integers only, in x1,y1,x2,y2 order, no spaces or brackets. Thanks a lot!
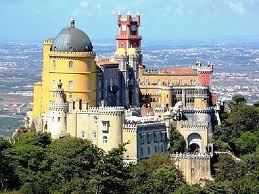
116,12,142,50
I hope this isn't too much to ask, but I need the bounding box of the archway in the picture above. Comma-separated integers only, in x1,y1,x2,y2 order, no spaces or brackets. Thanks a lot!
187,133,202,153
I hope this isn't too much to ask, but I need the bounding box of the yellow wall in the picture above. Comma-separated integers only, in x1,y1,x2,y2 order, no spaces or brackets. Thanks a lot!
123,129,137,161
32,82,42,118
32,39,97,119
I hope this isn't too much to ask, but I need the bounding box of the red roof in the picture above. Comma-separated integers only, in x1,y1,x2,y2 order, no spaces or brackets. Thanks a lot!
162,68,194,74
97,60,118,66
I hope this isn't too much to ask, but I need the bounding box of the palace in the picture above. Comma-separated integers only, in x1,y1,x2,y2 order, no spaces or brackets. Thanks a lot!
28,13,221,183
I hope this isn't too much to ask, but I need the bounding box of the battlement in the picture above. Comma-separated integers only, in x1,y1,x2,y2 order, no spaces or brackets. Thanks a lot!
43,39,54,44
182,107,215,114
122,122,165,132
49,102,68,111
181,121,210,129
117,12,140,26
171,153,211,160
49,51,96,58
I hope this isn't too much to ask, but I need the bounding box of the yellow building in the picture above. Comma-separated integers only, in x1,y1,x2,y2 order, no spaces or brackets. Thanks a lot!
32,20,96,129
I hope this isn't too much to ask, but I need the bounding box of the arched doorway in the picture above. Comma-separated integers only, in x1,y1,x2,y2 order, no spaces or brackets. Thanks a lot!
187,133,202,153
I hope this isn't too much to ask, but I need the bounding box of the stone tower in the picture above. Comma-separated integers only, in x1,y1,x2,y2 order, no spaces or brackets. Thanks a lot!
32,19,96,130
48,80,68,139
116,12,142,50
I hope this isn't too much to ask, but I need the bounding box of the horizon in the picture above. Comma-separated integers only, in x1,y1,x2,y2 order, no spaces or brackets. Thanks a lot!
1,0,259,42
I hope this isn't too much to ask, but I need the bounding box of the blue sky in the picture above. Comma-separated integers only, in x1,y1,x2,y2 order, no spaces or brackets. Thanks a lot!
1,0,259,41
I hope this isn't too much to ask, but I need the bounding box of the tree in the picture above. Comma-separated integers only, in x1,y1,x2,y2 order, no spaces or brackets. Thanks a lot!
0,138,19,192
92,144,133,194
199,181,233,194
253,101,259,108
235,131,259,156
175,184,200,194
45,137,103,193
131,155,184,194
145,165,184,194
232,94,246,105
214,155,245,182
169,126,186,153
226,105,259,138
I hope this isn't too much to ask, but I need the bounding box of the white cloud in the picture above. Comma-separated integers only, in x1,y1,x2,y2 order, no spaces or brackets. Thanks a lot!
226,1,246,15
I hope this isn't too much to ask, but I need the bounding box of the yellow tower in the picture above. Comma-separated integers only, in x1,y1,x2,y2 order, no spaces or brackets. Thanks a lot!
32,19,96,126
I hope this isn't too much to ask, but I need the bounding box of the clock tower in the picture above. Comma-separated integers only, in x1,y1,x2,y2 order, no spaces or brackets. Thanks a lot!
116,12,142,50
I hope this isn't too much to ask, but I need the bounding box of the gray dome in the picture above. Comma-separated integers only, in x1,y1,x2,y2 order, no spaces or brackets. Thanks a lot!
53,20,93,52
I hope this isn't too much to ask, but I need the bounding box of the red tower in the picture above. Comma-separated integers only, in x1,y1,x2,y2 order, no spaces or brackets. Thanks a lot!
116,12,142,50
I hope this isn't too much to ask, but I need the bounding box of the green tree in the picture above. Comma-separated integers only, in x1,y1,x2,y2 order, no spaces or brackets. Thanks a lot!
3,132,51,193
0,138,19,192
145,165,184,194
232,94,246,105
200,181,233,194
169,126,186,153
92,144,133,194
131,155,184,194
45,137,103,193
235,131,259,156
174,184,200,194
214,155,245,182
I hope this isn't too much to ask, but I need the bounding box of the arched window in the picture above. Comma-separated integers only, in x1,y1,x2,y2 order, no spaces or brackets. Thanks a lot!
140,147,144,156
52,60,56,69
147,146,150,155
160,145,164,153
154,145,157,153
103,136,108,144
81,131,86,139
93,131,97,139
68,61,73,69
69,80,74,89
93,116,98,124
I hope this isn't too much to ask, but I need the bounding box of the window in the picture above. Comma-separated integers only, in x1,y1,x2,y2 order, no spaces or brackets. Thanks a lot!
58,117,60,122
139,134,144,144
69,81,74,89
68,61,73,69
102,121,109,132
154,132,159,142
52,80,55,88
93,116,98,124
103,136,108,143
52,60,56,69
81,131,86,139
147,146,150,155
147,133,152,144
154,145,157,153
122,25,126,31
140,147,143,156
52,117,54,122
69,93,72,98
161,145,164,153
87,80,91,90
93,131,97,139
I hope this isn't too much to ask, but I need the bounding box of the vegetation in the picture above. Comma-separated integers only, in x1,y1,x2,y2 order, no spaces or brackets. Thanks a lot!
0,94,258,193
168,126,186,153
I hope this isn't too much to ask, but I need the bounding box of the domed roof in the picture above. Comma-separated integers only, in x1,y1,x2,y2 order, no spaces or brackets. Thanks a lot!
127,47,137,55
115,48,126,56
53,20,93,52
